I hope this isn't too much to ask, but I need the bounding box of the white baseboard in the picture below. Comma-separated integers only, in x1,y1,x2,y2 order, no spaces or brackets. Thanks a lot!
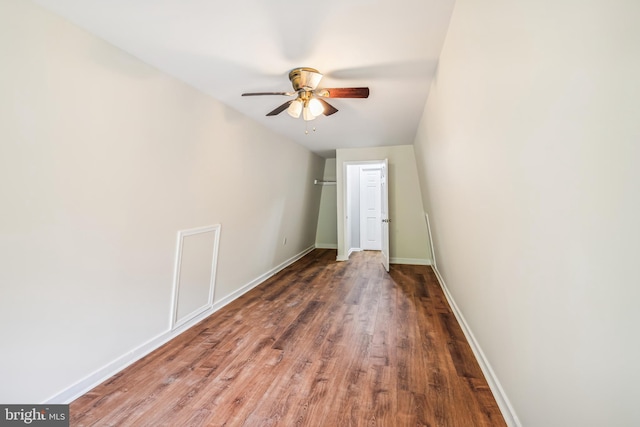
45,306,218,404
336,252,432,266
337,247,360,261
390,257,432,266
212,245,315,310
45,245,315,404
430,265,521,427
314,243,338,249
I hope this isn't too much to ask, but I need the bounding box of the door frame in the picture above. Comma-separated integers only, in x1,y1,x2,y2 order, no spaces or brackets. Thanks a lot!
341,160,387,261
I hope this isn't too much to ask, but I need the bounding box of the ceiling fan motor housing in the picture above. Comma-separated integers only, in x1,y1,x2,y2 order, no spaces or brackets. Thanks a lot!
289,67,323,91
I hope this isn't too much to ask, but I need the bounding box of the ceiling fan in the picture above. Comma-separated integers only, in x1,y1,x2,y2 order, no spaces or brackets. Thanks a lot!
242,67,369,121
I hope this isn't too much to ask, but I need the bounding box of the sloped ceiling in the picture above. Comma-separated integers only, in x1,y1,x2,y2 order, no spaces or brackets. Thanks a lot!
32,0,455,157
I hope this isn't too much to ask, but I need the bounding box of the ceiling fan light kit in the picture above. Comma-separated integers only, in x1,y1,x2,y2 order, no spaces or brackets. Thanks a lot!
287,99,303,118
286,91,324,121
308,98,324,116
242,67,370,122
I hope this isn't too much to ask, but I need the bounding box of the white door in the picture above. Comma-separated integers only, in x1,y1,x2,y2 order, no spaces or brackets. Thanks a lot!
381,159,390,272
360,167,382,250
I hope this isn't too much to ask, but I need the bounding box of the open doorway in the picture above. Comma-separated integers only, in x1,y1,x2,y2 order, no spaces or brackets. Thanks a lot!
343,160,390,271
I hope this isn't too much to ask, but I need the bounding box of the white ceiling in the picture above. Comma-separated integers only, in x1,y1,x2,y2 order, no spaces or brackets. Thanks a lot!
32,0,455,157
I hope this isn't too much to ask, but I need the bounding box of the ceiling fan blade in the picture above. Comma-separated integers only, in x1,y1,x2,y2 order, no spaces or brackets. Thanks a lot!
317,87,370,98
242,91,295,96
266,100,293,116
318,99,339,116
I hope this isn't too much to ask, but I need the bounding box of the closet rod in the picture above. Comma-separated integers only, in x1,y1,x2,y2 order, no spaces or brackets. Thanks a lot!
314,179,336,185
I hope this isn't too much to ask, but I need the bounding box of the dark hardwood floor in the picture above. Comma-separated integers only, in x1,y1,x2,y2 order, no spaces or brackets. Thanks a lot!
70,249,506,426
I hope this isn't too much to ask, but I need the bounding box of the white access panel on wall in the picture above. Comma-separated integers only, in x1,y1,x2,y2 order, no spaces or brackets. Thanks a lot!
171,224,221,329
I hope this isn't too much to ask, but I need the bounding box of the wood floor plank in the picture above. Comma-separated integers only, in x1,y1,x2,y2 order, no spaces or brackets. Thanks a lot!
70,249,506,426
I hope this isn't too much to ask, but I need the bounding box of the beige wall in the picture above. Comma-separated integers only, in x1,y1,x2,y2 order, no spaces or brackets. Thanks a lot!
336,145,431,263
315,158,338,248
0,0,323,403
413,0,640,425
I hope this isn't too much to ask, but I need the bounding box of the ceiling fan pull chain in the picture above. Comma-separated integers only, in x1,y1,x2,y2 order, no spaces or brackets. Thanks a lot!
304,122,317,135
